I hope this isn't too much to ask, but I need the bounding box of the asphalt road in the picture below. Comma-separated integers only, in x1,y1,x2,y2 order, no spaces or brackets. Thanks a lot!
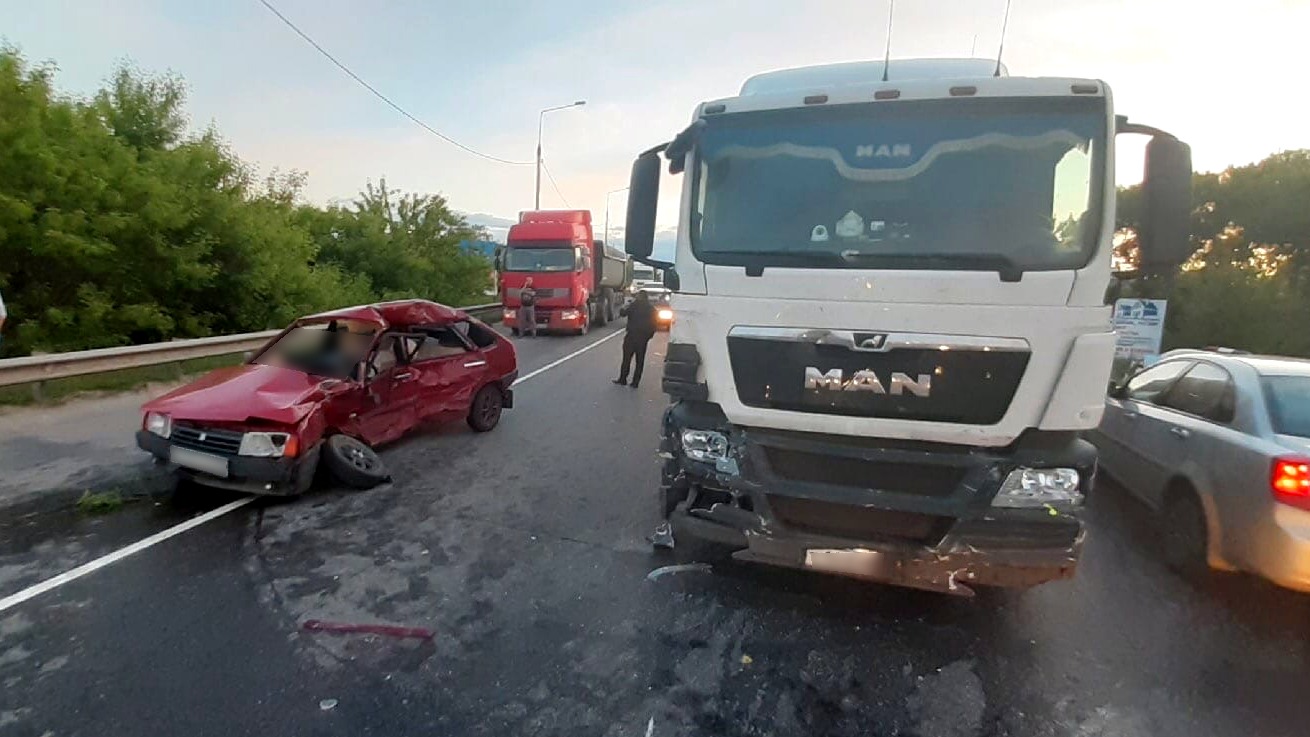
3,323,1310,737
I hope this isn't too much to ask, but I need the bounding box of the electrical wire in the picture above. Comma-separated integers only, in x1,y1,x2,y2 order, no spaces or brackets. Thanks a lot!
257,0,532,166
541,160,570,207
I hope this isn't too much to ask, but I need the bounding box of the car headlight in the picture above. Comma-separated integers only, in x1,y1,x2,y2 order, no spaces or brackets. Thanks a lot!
238,432,297,458
144,412,171,439
657,308,674,320
680,429,729,463
992,467,1082,508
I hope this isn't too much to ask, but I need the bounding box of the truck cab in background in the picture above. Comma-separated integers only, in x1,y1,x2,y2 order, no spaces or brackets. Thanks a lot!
500,210,631,335
624,58,1194,594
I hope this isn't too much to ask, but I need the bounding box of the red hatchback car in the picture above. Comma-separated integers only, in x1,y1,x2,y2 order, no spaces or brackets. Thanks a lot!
136,300,517,495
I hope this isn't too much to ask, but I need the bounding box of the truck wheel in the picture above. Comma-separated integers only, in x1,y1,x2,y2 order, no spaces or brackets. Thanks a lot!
467,385,504,432
577,309,591,336
323,435,389,490
597,295,610,326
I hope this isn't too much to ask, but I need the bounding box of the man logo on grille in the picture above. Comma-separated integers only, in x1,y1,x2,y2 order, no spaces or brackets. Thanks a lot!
803,367,932,397
198,432,207,442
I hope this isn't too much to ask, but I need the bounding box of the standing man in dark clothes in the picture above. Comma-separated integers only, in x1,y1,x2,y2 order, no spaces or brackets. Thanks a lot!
615,290,657,388
518,278,538,337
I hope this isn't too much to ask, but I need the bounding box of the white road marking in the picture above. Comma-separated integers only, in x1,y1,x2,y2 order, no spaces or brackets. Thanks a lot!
0,498,254,613
513,329,625,386
2,326,626,612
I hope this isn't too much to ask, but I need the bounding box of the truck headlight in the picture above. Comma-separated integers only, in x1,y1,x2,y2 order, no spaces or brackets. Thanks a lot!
561,309,582,320
504,309,517,321
144,412,172,439
238,432,297,458
992,467,1082,508
681,429,729,463
657,308,674,321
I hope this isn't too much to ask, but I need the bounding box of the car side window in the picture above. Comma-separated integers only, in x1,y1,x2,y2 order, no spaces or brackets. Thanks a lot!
411,326,471,362
1126,361,1191,403
456,319,499,349
366,335,401,380
1159,362,1235,423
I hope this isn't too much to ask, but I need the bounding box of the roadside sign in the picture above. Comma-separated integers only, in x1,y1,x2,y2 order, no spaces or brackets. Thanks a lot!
1113,298,1168,363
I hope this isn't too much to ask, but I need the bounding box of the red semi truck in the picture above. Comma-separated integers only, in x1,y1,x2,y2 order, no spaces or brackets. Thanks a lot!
499,210,631,335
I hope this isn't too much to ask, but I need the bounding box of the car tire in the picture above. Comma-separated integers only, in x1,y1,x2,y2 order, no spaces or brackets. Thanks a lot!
468,384,504,432
323,435,389,490
1161,486,1208,576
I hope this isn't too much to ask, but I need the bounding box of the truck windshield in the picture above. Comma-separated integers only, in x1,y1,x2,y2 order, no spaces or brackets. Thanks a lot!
690,97,1106,272
504,244,576,272
1263,375,1310,438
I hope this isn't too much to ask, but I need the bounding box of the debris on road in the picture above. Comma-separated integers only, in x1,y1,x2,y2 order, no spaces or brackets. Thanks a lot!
648,521,675,549
301,619,435,641
646,563,711,581
740,654,754,666
319,699,338,711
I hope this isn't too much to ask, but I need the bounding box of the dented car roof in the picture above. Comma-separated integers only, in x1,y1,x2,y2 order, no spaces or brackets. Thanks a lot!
301,299,468,328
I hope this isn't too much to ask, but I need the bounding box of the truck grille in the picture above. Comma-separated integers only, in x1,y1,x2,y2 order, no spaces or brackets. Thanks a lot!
728,330,1029,425
764,447,965,497
171,426,243,456
766,495,948,543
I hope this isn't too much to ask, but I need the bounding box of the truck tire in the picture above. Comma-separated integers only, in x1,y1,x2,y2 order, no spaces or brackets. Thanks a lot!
323,435,389,490
577,307,591,336
467,384,504,432
597,295,610,326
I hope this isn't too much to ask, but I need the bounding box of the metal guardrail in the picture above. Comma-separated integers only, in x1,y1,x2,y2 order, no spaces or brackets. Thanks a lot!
0,302,502,390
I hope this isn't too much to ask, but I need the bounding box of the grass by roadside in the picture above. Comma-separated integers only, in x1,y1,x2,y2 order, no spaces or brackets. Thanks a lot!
76,489,127,515
0,352,245,408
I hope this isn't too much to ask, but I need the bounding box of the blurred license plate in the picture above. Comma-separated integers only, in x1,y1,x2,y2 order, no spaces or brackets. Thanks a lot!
804,548,889,578
170,446,229,478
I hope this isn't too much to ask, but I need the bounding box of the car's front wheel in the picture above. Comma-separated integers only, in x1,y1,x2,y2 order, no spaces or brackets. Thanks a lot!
323,435,389,490
468,384,504,432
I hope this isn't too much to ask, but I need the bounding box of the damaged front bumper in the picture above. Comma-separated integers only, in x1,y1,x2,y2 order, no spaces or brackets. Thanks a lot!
136,431,320,496
659,401,1093,596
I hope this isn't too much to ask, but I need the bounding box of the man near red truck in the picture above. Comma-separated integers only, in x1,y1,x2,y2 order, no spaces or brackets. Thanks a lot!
518,278,537,337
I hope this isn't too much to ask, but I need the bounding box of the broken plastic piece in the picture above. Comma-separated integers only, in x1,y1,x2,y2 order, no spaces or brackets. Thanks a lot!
302,619,434,640
319,699,338,711
740,654,754,665
649,521,675,550
646,563,712,581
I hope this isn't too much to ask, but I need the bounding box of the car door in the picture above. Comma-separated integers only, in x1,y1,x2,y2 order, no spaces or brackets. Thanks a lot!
1100,360,1193,500
356,334,422,445
1135,361,1235,509
408,325,490,423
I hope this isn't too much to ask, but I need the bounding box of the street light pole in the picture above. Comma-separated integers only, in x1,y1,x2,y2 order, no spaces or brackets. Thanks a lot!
535,100,586,209
604,187,629,248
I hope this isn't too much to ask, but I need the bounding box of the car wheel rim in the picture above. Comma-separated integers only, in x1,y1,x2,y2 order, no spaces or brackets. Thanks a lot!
479,392,500,423
345,444,377,472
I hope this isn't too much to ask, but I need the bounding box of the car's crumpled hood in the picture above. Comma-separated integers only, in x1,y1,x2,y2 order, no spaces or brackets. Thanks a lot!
1274,434,1310,455
143,364,333,425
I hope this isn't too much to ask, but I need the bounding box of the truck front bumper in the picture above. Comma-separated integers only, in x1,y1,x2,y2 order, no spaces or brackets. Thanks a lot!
504,307,588,332
660,402,1092,595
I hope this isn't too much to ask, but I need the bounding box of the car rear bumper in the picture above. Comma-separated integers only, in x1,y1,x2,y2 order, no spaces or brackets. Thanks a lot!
136,431,319,496
1249,504,1310,592
660,401,1090,595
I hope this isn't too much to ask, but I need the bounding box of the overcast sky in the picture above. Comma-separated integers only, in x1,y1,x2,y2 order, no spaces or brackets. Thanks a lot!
5,0,1308,251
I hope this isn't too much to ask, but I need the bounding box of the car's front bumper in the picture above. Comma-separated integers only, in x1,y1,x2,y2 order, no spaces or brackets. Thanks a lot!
660,401,1091,595
136,431,320,496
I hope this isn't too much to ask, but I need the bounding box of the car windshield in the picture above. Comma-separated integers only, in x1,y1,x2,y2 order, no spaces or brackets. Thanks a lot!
691,97,1105,271
1262,374,1310,437
253,321,377,379
504,245,576,272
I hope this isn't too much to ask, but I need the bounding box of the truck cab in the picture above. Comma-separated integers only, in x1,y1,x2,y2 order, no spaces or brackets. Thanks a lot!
624,58,1194,594
500,210,630,335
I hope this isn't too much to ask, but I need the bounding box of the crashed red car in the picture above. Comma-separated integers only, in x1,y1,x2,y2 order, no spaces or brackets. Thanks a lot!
136,300,517,494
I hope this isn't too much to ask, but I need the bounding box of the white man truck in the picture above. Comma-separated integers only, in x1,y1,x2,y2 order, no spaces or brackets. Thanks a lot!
623,59,1193,594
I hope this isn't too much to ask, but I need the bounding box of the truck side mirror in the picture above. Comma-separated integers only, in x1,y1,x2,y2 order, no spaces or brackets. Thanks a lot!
625,144,666,261
1137,136,1193,273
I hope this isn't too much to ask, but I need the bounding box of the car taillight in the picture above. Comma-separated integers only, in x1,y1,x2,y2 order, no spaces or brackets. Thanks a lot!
1271,458,1310,510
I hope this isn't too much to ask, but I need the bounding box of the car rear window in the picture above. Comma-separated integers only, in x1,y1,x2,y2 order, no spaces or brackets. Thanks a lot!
1262,375,1310,438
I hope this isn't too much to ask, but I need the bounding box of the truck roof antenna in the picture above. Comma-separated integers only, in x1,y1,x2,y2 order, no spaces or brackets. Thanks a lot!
881,0,895,82
994,0,1012,77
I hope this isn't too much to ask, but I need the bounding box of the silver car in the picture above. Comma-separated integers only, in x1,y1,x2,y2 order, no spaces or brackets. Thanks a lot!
1091,350,1310,591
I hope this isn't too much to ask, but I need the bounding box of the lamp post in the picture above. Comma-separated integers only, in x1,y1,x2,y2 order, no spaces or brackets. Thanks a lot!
536,100,586,209
604,187,629,248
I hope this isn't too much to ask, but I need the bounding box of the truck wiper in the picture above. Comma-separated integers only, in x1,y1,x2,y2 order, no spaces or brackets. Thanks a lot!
839,252,1025,282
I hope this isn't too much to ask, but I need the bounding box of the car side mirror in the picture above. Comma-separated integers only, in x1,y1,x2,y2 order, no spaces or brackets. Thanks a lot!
1137,135,1193,274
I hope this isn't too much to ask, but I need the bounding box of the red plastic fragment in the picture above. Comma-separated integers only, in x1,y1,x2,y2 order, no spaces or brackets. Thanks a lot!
301,619,434,640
